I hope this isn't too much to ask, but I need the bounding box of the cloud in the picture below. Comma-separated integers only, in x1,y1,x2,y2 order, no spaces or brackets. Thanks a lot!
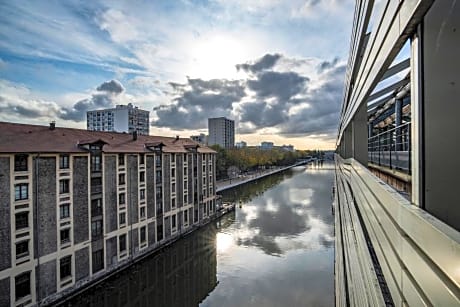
247,71,309,101
96,79,125,94
60,79,124,122
236,53,282,74
150,53,345,140
152,78,246,129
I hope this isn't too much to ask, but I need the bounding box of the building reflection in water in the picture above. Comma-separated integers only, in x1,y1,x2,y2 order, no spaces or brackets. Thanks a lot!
64,224,218,307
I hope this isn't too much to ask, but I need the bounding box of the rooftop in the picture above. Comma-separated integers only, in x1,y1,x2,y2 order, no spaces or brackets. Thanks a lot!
0,121,215,154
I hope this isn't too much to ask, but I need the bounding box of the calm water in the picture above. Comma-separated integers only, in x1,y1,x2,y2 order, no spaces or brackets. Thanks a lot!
66,164,335,307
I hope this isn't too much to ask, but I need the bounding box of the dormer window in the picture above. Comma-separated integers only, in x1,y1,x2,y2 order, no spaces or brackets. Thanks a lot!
14,154,28,172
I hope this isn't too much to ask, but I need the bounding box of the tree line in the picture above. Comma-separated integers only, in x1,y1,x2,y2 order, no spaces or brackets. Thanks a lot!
210,145,316,180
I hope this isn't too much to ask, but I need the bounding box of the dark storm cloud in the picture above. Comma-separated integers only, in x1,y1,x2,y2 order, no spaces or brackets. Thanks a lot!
96,79,124,94
0,103,44,118
247,71,309,101
278,64,345,136
152,78,245,129
239,101,288,128
317,57,339,72
59,79,124,122
236,53,282,73
152,55,345,138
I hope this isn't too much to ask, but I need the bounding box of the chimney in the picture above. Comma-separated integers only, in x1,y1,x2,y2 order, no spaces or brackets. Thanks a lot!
49,121,56,130
175,135,180,141
133,130,138,141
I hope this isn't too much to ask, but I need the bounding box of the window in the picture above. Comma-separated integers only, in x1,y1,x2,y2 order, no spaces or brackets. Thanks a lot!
59,179,70,194
171,154,175,163
14,154,28,172
91,155,101,172
184,211,188,224
118,154,125,166
140,189,145,200
172,198,176,208
184,179,187,189
60,228,70,245
184,194,188,204
15,184,28,201
16,240,29,259
91,220,103,238
140,226,146,244
119,234,127,254
140,171,145,183
118,174,125,185
15,272,31,300
92,249,104,273
15,212,28,230
172,214,176,229
60,155,70,169
60,256,72,280
119,212,126,226
183,154,187,162
140,206,146,219
156,170,162,183
194,209,198,223
60,204,70,219
119,193,125,205
139,154,145,165
202,165,206,173
171,168,175,178
172,183,176,193
91,198,102,216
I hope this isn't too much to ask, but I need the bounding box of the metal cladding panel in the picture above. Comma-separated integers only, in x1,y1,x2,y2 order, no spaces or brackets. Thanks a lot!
335,156,460,306
338,0,433,144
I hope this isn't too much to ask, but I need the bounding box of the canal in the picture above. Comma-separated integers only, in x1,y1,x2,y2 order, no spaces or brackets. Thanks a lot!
65,163,335,307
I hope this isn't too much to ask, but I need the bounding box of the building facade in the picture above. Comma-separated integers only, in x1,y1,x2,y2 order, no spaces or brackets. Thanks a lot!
190,133,208,145
0,121,218,306
207,117,234,149
87,103,150,135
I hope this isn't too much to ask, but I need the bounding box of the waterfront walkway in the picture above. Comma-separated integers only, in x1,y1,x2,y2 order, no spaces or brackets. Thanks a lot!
216,160,313,192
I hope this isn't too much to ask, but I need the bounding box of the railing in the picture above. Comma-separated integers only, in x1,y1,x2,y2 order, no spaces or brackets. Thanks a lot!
368,122,411,172
334,155,460,306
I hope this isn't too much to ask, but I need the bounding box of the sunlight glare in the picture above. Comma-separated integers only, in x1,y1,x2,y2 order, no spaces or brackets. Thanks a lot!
216,232,234,253
188,34,249,79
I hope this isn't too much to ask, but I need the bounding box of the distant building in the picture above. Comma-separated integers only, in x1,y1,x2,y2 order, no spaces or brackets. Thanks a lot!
0,121,217,306
260,142,274,150
190,133,208,145
281,144,294,152
235,141,247,148
208,117,234,149
87,103,150,135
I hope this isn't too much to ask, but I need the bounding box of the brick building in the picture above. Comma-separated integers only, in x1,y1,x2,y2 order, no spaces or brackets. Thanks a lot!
0,121,217,306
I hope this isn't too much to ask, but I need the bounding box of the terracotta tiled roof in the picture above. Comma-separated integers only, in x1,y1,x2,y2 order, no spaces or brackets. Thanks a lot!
0,121,216,154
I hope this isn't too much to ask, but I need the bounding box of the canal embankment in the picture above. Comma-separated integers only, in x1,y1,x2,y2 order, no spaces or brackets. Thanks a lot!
216,159,314,192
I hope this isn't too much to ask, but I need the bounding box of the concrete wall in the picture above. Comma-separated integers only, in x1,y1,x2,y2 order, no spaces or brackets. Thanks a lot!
146,155,155,219
35,157,56,257
177,155,183,208
0,277,9,307
163,155,171,213
73,156,89,244
148,222,156,246
0,157,10,271
127,155,139,225
75,247,89,282
106,237,117,269
130,228,138,255
37,259,56,300
104,155,117,233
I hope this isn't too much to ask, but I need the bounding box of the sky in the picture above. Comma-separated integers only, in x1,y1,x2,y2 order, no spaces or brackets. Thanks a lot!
0,0,354,150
